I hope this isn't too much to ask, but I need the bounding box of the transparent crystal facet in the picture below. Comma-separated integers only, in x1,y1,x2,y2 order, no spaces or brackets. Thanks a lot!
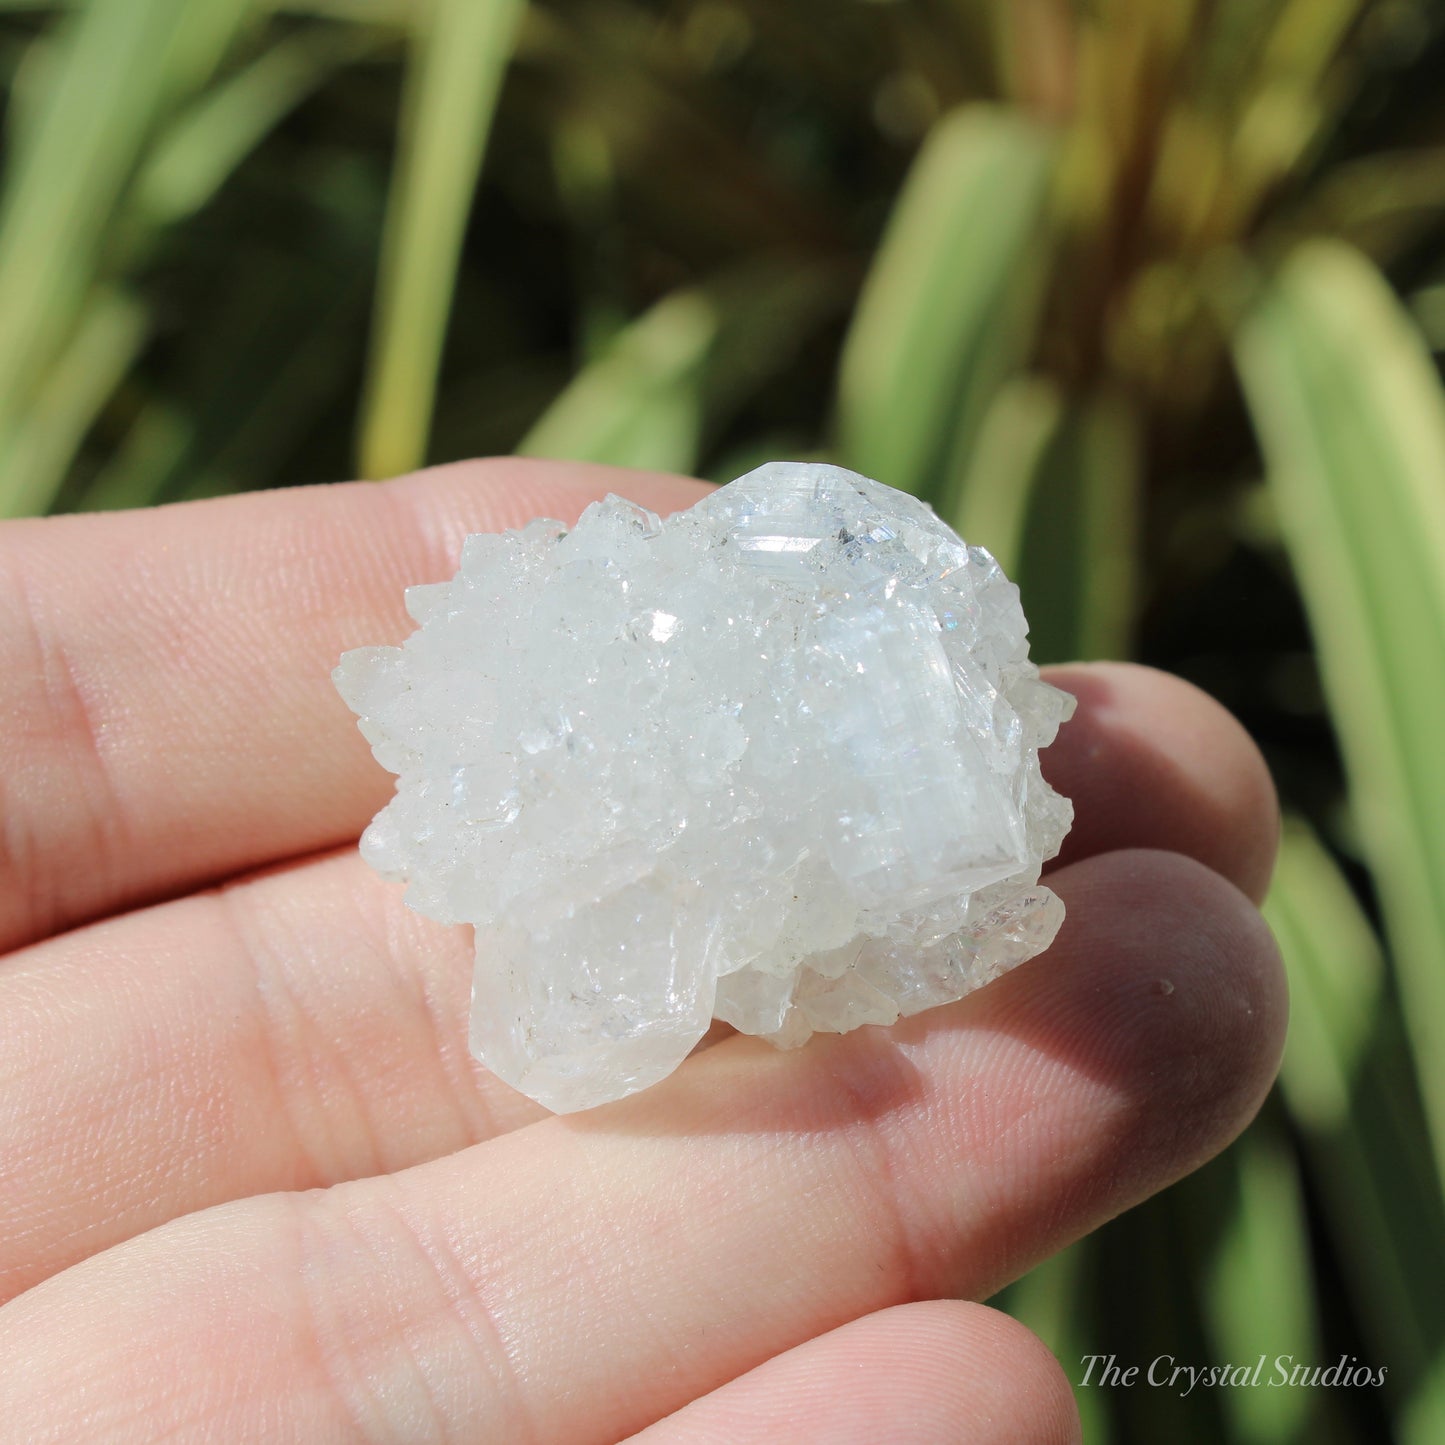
335,462,1075,1112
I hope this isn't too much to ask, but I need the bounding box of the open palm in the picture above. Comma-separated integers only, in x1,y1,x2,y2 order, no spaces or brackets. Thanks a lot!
0,460,1284,1443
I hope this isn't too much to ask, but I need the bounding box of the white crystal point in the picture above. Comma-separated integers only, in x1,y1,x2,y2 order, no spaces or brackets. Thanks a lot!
469,873,719,1114
334,461,1076,1113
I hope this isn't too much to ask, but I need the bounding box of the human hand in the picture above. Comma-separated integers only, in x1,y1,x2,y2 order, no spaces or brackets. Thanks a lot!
0,460,1285,1443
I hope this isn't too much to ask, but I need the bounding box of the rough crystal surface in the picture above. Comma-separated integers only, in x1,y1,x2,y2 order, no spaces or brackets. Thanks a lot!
334,462,1075,1112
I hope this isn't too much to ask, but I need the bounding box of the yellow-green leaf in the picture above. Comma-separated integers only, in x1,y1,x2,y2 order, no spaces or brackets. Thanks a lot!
1265,814,1445,1442
1012,387,1142,663
357,0,525,480
0,286,147,516
947,372,1061,572
518,258,846,477
133,25,383,232
1206,1127,1318,1445
517,290,716,475
1267,815,1382,1132
1237,239,1445,1194
837,105,1055,501
0,0,251,516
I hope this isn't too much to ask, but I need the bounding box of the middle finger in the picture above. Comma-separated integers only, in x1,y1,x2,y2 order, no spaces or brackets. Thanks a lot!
0,848,1284,1443
0,663,1276,1302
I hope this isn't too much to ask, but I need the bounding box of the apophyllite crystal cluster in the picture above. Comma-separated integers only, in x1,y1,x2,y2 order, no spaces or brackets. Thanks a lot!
335,462,1075,1112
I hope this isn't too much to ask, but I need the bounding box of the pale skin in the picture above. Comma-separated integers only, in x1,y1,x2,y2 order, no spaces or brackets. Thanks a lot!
0,458,1286,1443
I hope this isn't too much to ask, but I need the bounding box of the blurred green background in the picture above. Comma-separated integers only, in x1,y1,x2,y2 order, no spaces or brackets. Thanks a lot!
2,0,1444,1439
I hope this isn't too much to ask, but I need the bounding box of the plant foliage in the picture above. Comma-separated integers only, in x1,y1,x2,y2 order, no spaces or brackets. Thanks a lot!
3,2,1444,1437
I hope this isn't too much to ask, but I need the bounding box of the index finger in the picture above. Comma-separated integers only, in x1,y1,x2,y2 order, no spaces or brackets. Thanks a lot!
0,462,1277,956
0,459,710,952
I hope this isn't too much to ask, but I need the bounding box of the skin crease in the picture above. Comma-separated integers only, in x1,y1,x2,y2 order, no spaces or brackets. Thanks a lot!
0,460,1287,1444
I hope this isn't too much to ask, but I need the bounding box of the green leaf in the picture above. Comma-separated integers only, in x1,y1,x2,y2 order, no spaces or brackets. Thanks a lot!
1205,1125,1319,1444
517,290,716,475
1267,816,1383,1133
1413,283,1445,353
132,24,385,232
0,286,147,516
1299,149,1445,268
1265,815,1445,1442
1237,240,1445,1195
518,258,846,477
0,0,252,517
836,104,1055,502
1012,387,1142,663
356,0,525,480
946,372,1061,572
74,401,192,513
701,258,849,430
1222,0,1365,228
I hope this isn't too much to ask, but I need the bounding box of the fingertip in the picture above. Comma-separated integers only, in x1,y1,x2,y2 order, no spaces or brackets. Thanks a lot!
1042,662,1281,903
630,1300,1081,1445
924,1301,1082,1445
985,847,1288,1204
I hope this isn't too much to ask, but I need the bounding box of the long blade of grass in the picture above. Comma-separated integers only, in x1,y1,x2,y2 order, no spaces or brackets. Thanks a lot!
1204,1125,1318,1445
836,104,1055,501
517,258,845,476
132,24,385,233
1236,240,1445,1196
1268,816,1382,1134
947,373,1061,571
0,0,251,516
356,0,525,480
75,401,192,513
1222,0,1365,232
1012,387,1141,663
1296,149,1445,269
1071,388,1140,659
4,25,58,162
1406,1368,1445,1445
517,290,716,475
1265,815,1445,1443
0,10,368,516
1253,0,1362,89
0,286,146,516
79,202,375,511
700,258,850,426
1412,283,1445,351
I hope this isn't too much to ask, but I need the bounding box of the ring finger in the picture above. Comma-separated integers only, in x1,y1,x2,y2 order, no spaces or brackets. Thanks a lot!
0,849,1284,1444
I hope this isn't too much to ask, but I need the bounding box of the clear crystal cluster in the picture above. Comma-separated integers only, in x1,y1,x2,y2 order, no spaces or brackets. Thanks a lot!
335,462,1074,1113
